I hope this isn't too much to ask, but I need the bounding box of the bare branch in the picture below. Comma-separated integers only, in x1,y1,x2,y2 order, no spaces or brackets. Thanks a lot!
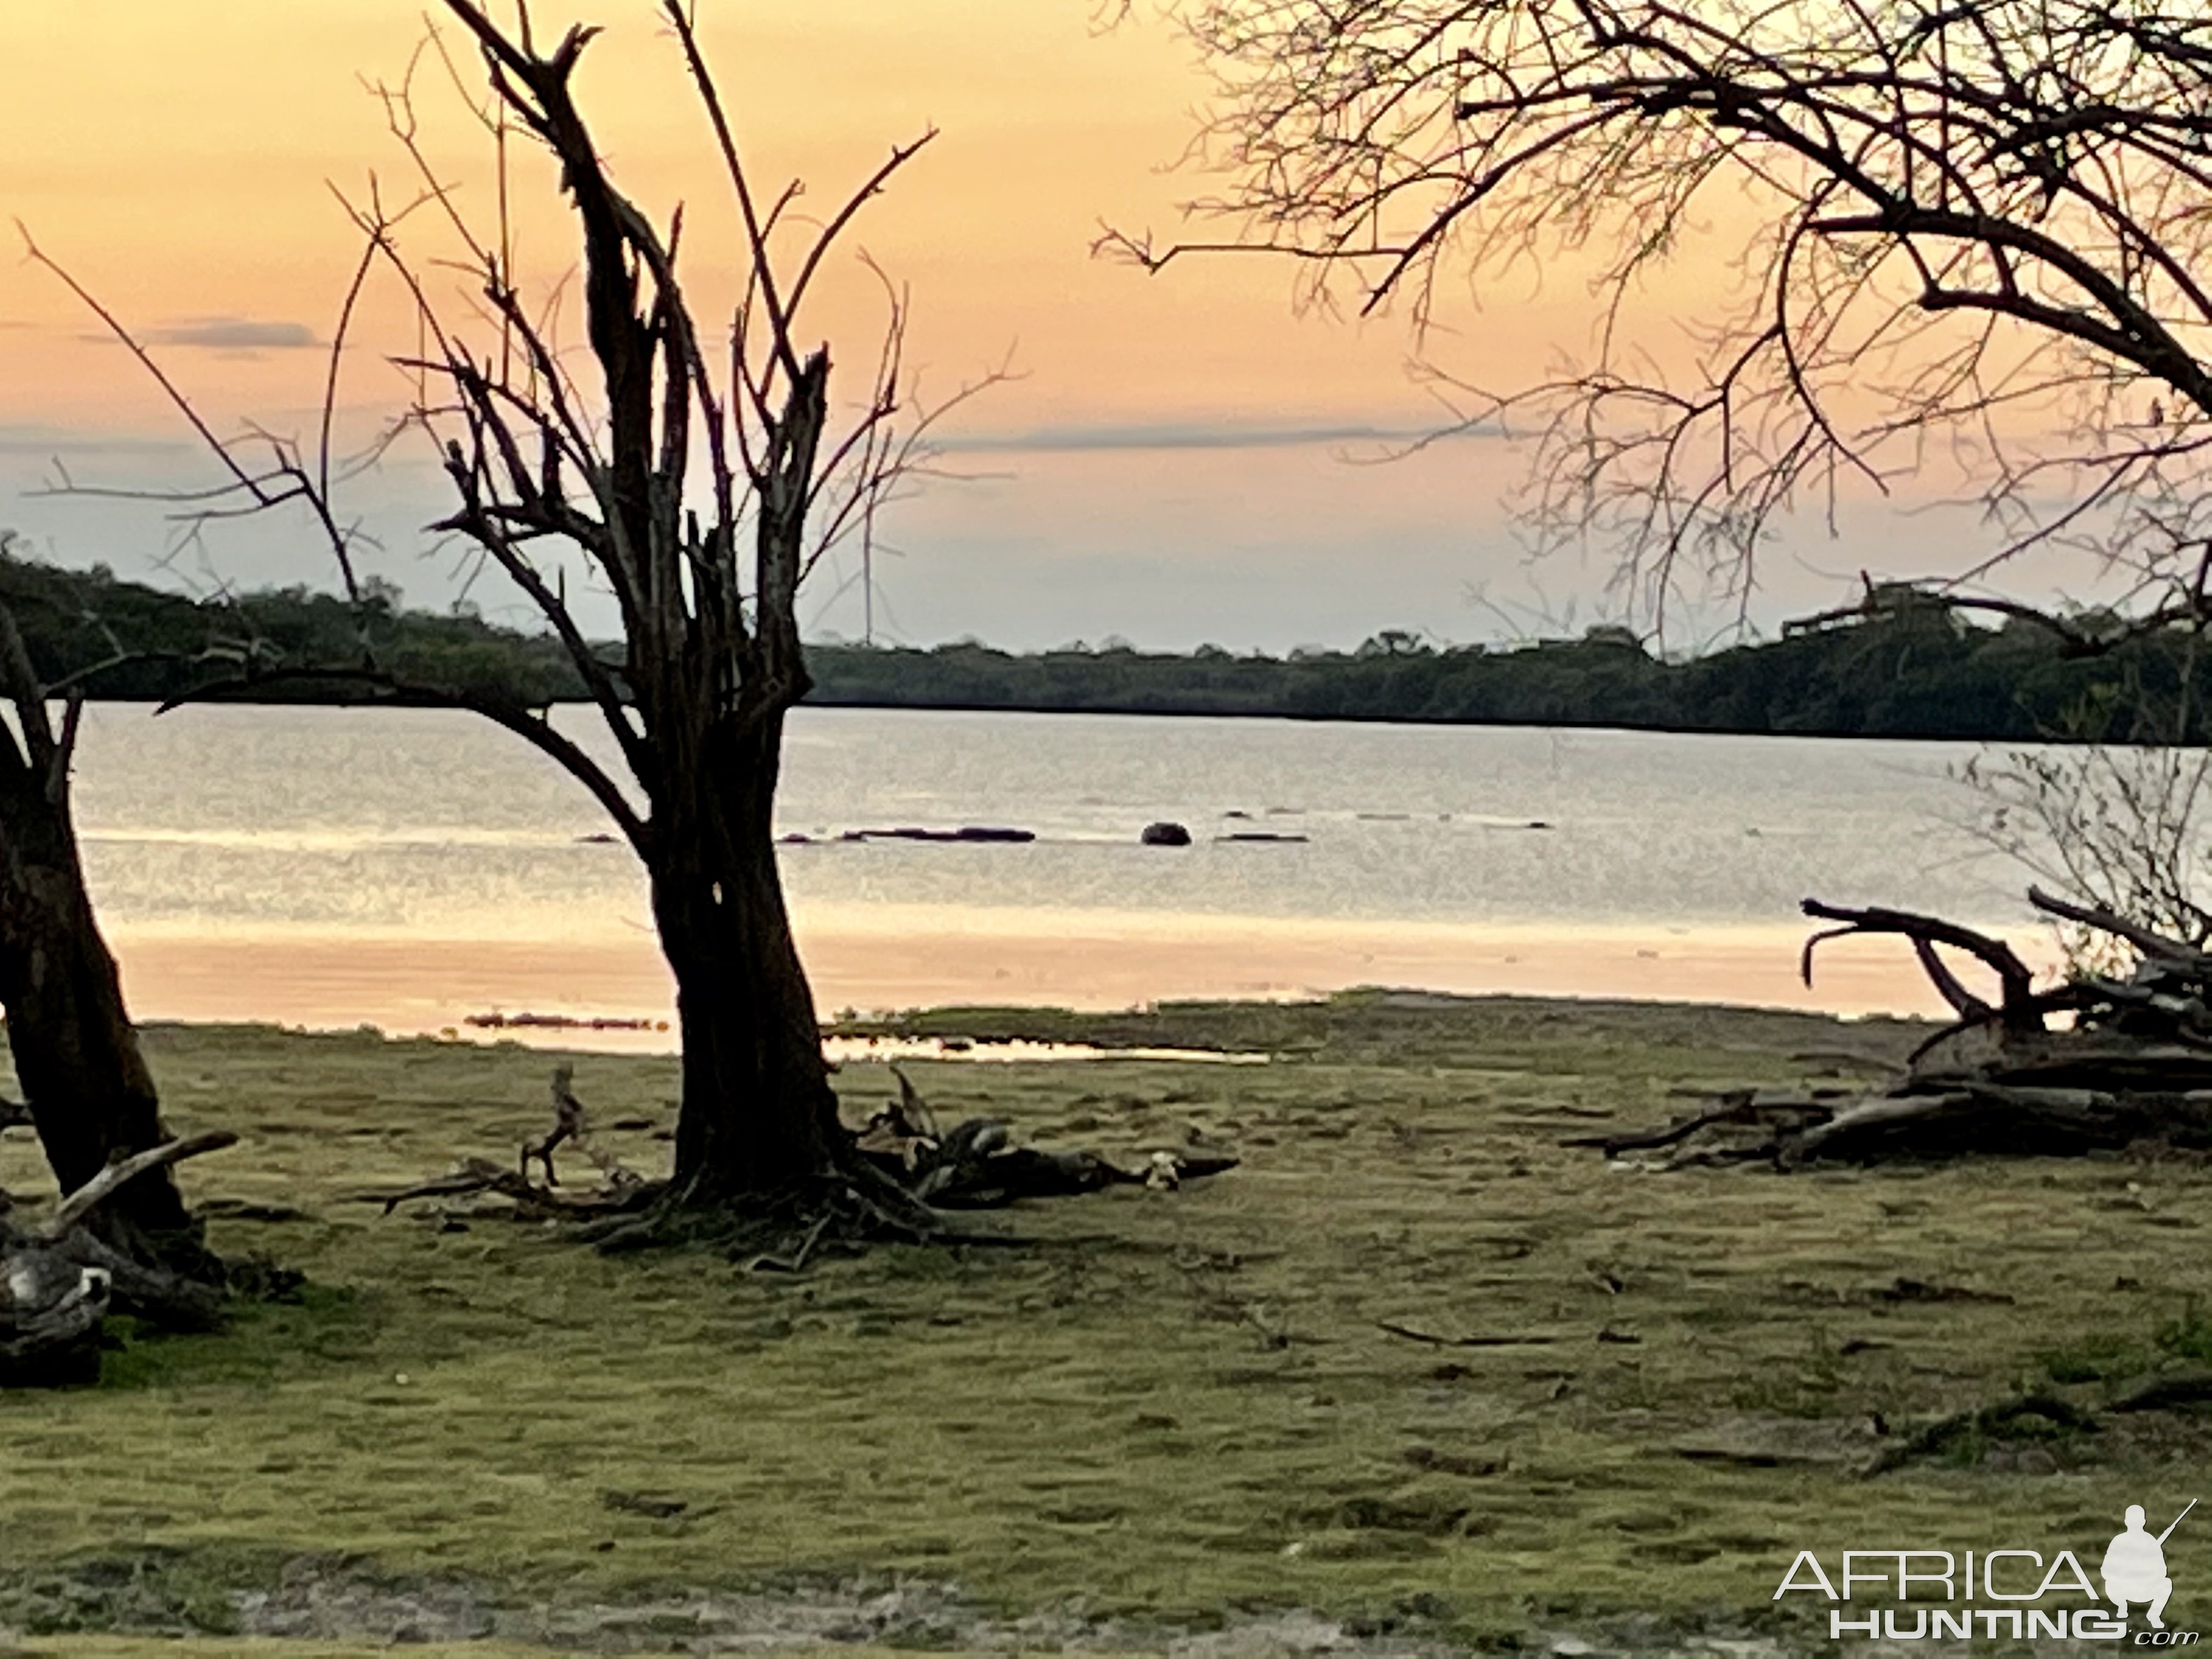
1136,0,2212,630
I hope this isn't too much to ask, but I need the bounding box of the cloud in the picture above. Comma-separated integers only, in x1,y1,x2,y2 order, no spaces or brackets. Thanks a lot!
932,416,1502,455
0,422,187,458
84,316,320,353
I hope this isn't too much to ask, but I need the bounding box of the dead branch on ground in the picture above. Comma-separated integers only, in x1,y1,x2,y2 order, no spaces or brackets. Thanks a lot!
1581,888,2212,1166
0,1131,236,1384
363,1063,1237,1260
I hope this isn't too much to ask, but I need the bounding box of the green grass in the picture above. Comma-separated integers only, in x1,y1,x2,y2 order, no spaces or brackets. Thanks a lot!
0,994,2207,1650
10,1645,665,1659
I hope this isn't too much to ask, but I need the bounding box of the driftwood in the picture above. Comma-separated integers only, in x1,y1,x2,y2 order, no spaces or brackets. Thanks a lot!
363,1156,657,1219
362,1068,650,1220
0,1130,236,1384
1584,889,2212,1166
851,1068,1237,1208
366,1063,1237,1247
521,1064,636,1188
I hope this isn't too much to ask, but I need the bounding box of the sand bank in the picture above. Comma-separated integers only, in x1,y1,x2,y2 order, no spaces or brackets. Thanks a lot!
105,904,2041,1048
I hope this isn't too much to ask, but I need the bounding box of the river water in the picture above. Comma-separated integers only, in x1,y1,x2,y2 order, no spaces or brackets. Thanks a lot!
63,703,2042,1042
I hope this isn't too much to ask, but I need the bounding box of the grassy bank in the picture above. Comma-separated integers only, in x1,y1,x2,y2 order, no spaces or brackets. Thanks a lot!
0,992,2205,1654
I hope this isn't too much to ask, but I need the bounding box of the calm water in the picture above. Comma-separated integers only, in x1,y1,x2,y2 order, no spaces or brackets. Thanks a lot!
59,703,2033,1034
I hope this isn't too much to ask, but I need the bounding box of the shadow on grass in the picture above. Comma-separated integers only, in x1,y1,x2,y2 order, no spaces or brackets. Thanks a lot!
95,1283,376,1392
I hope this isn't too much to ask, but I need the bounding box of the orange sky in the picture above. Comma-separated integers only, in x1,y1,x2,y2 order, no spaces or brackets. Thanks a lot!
1,3,1452,419
0,2,2071,648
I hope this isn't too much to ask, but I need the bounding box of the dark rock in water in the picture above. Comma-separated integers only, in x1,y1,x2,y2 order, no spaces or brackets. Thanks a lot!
575,832,618,845
1223,809,1252,820
843,826,1035,844
1526,820,1554,831
1218,831,1309,844
1141,821,1193,847
778,833,813,845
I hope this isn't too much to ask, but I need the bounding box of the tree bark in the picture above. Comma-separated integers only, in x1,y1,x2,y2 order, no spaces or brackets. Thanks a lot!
0,746,201,1254
0,827,177,1229
652,712,845,1207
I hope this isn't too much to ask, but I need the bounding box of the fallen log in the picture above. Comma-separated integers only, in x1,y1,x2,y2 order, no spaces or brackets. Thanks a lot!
1580,888,2212,1166
1864,1391,2099,1476
1781,1087,2212,1163
49,1131,238,1236
2028,887,2212,979
859,1069,1237,1207
0,1130,237,1384
1377,1320,1562,1347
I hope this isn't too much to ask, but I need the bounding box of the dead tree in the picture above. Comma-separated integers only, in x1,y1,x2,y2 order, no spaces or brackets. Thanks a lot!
35,2,997,1249
1579,886,2212,1165
0,605,224,1312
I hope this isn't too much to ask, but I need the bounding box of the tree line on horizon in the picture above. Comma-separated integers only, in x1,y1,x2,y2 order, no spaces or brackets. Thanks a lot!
0,547,2196,745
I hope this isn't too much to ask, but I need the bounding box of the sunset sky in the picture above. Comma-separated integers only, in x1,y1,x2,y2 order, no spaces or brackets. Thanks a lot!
0,2,2062,651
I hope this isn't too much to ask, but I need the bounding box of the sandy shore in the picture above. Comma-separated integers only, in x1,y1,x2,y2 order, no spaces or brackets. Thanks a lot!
106,906,2030,1048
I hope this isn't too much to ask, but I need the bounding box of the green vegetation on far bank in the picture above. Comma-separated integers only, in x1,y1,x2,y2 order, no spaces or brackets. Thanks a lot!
4,993,2209,1654
3,544,2199,742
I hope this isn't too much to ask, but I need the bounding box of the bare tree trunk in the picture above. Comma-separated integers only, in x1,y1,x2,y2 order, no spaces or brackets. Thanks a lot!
652,714,844,1206
0,613,222,1311
0,740,204,1261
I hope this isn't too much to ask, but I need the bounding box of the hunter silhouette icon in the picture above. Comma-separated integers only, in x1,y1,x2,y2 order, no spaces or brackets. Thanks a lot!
2106,1499,2195,1629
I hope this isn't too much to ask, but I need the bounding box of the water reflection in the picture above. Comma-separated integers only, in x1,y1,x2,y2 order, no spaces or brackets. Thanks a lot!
49,702,2056,1041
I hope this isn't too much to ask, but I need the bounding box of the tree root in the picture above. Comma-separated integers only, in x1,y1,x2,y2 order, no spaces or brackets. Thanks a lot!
586,1159,1019,1265
360,1156,658,1220
368,1064,1235,1269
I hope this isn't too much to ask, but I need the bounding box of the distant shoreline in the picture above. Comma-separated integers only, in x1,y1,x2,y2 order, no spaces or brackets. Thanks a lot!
4,550,2198,744
788,689,1994,742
